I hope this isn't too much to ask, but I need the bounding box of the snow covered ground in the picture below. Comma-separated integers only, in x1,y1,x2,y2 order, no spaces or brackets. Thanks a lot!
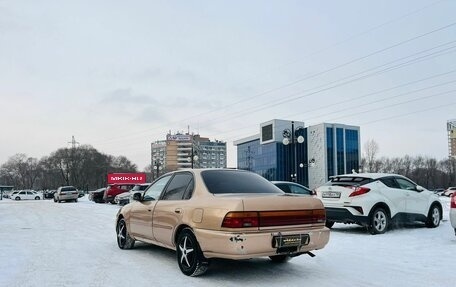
0,196,454,287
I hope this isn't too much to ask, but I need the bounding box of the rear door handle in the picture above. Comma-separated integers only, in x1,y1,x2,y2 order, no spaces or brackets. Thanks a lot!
175,208,182,214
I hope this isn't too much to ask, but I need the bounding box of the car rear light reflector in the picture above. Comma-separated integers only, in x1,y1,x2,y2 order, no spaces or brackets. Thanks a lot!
451,193,456,208
349,187,370,197
222,212,259,228
352,206,364,215
222,209,326,228
259,210,326,226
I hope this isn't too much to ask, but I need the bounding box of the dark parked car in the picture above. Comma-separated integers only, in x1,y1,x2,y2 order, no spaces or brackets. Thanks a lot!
78,190,86,198
89,188,107,203
271,181,315,196
44,190,56,199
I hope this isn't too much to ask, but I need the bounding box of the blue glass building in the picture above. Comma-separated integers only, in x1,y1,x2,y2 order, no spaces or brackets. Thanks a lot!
234,120,360,189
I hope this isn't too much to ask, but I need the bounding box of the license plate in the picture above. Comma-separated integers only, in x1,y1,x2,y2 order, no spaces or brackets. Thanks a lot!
322,191,341,198
272,234,310,248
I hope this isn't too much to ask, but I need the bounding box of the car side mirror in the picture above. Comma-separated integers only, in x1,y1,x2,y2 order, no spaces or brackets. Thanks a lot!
416,185,425,192
132,192,142,201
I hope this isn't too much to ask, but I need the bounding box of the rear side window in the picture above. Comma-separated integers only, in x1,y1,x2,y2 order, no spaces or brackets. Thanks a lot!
380,177,400,188
161,173,193,200
324,176,373,187
202,170,282,194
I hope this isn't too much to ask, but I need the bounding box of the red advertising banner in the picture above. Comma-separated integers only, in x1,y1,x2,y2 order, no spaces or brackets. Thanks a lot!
107,173,147,184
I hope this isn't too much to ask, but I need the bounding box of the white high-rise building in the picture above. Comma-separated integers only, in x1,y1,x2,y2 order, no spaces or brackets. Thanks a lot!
151,133,227,179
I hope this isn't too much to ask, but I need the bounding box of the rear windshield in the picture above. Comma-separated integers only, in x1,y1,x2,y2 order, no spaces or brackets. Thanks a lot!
62,187,76,191
323,176,373,187
201,170,283,194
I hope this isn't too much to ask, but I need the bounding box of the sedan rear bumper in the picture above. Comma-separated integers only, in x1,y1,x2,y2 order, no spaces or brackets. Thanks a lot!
194,226,330,260
57,194,79,201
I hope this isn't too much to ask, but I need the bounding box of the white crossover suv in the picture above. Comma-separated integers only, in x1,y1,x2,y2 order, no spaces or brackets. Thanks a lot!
316,173,442,234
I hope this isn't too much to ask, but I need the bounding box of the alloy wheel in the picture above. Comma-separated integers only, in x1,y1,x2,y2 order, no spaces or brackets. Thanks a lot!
179,235,195,270
432,207,440,226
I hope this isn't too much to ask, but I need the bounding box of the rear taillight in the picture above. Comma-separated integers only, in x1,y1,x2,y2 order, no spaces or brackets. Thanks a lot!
349,186,370,197
222,212,259,228
451,193,456,208
221,209,326,228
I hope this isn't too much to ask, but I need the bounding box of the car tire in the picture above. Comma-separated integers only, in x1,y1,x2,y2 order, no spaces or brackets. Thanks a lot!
176,228,209,277
53,197,57,202
15,196,20,201
116,218,135,249
368,207,389,235
425,204,441,228
35,196,40,200
269,255,291,263
325,220,335,228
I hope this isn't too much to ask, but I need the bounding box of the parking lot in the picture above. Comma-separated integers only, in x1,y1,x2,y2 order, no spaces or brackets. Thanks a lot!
0,196,454,287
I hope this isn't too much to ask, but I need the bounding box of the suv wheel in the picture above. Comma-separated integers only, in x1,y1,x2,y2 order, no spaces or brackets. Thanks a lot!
368,207,389,235
425,204,441,228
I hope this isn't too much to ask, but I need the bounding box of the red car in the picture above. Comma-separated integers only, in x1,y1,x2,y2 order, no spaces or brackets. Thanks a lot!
104,184,135,203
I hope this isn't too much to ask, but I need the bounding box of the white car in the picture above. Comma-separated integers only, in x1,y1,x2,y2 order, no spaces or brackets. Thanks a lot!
12,190,42,200
54,186,79,203
114,183,151,205
316,173,442,234
443,187,456,197
450,193,456,236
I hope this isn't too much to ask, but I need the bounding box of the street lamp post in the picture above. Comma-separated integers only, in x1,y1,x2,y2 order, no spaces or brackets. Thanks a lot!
189,146,199,169
153,160,162,180
282,121,305,183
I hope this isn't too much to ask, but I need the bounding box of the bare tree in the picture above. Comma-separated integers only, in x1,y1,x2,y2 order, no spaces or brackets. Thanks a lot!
0,154,41,189
363,139,379,172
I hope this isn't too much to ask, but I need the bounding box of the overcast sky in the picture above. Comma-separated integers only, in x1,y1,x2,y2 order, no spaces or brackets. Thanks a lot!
1,0,455,170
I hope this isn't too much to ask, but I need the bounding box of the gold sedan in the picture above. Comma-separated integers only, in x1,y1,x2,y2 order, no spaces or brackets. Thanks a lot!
116,169,330,276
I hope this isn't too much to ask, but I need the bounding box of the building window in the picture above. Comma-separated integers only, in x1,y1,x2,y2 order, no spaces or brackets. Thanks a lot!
336,128,344,175
262,124,273,142
345,129,359,173
327,127,334,178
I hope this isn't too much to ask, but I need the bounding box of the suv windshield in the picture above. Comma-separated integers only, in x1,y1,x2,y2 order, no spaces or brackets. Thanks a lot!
201,170,283,194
